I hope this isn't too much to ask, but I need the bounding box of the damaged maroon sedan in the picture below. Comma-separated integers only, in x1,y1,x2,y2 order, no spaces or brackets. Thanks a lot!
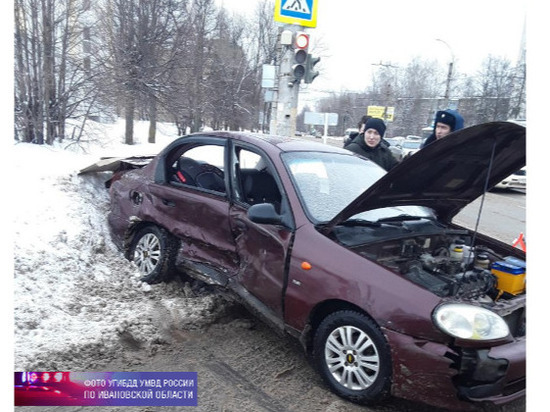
102,122,525,410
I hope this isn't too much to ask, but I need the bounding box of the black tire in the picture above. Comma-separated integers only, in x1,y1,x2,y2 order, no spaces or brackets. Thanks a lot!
313,311,392,405
127,225,179,284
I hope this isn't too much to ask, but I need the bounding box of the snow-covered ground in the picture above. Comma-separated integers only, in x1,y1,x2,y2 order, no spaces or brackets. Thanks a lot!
11,119,230,372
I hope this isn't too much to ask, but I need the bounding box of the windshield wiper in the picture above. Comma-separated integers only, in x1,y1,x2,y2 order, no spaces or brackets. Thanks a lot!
376,214,426,224
339,219,382,227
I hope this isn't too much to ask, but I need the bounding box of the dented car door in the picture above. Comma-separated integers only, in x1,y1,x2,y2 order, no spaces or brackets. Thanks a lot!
227,143,294,316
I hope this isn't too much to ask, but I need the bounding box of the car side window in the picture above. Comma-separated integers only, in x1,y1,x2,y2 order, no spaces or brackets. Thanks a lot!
232,147,282,212
170,144,226,194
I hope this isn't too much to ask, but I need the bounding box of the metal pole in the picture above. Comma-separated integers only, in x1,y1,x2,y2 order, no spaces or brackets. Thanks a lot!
436,39,455,105
270,25,303,137
323,113,328,144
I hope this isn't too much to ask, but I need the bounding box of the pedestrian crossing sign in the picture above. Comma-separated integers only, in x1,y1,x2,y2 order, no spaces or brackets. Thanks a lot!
274,0,318,28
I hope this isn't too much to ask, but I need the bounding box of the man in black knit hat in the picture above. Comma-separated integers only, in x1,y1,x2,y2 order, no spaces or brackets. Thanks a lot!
345,118,398,171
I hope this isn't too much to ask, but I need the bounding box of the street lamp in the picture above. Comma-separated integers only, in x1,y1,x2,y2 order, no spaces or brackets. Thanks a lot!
435,39,455,104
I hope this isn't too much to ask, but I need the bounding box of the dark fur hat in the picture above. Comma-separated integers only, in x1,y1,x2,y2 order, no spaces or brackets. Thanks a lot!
435,110,464,132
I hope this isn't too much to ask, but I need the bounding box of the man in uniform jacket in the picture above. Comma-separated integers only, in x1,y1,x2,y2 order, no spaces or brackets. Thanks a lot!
421,109,465,148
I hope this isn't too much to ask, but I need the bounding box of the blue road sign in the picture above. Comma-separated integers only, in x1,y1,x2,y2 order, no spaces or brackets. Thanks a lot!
274,0,318,28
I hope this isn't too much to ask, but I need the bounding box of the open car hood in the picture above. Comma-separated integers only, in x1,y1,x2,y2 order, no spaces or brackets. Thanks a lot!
325,121,526,231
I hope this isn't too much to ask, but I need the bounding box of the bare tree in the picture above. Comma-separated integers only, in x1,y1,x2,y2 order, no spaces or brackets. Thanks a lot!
96,0,189,144
14,0,97,144
15,0,45,143
167,0,263,133
314,52,525,138
15,0,524,147
207,10,261,130
206,0,279,132
249,0,278,131
472,55,515,123
391,58,446,135
509,59,526,120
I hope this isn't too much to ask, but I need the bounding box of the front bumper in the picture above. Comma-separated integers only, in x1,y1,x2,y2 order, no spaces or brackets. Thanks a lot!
384,328,525,410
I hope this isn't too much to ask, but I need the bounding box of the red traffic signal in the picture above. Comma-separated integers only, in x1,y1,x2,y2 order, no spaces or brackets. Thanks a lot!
294,32,309,50
291,32,310,83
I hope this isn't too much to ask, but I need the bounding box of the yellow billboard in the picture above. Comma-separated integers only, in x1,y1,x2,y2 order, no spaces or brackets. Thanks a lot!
367,106,394,122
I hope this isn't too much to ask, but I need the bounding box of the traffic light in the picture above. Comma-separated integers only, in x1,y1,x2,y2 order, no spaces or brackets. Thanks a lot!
304,54,320,84
292,32,309,83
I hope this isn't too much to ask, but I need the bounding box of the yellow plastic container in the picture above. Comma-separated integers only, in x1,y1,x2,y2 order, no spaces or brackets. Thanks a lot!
491,261,526,295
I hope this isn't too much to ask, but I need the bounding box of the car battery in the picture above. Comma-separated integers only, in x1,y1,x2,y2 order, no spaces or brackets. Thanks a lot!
491,260,526,295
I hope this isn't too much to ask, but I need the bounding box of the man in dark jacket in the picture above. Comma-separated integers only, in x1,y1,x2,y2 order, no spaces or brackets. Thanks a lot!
421,109,464,148
345,118,398,171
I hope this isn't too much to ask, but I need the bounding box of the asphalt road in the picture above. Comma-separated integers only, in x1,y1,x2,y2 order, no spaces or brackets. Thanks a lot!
454,189,526,245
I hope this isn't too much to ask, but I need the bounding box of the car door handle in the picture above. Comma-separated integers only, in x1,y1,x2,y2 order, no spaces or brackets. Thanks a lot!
162,198,176,207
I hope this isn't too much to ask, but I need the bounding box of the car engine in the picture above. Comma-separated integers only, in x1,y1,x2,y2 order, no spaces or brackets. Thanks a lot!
354,232,522,301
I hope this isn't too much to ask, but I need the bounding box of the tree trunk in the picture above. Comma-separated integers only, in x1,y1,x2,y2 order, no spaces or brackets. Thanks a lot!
125,95,135,145
148,99,157,143
42,0,56,144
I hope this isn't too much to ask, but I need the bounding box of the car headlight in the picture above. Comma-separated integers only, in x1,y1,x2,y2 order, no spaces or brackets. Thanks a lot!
433,303,509,340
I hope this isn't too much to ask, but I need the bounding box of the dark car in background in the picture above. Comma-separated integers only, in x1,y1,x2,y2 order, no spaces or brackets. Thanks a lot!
343,128,359,146
96,122,526,411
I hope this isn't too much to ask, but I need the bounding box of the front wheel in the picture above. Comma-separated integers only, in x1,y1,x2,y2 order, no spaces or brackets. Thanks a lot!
127,225,179,284
313,310,392,405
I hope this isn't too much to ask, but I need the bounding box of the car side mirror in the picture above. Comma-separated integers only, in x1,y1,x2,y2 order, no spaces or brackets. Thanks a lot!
248,203,283,225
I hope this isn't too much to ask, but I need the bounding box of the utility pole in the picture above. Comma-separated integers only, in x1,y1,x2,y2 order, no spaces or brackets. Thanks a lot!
268,25,320,137
371,62,398,123
436,39,455,106
270,0,320,136
270,25,305,137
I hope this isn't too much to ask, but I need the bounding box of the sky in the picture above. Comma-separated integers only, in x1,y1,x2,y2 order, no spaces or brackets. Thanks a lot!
217,0,528,94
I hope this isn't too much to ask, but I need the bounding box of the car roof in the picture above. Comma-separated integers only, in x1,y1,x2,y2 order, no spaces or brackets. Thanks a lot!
195,131,351,155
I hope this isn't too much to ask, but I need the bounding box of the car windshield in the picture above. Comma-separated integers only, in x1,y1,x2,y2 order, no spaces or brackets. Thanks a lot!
282,152,432,223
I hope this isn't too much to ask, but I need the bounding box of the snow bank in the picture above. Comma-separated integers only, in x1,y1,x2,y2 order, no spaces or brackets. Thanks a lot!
12,119,231,370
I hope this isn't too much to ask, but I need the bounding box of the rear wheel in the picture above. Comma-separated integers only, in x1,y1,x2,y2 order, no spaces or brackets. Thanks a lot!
127,225,179,284
313,311,392,405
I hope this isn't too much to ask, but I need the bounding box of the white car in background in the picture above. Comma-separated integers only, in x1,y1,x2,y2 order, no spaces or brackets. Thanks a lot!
494,166,526,191
401,137,423,158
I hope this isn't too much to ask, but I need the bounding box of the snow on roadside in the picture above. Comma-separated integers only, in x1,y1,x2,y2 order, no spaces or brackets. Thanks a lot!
13,119,231,370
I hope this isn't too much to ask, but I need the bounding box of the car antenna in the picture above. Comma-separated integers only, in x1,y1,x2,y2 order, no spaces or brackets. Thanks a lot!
468,138,498,261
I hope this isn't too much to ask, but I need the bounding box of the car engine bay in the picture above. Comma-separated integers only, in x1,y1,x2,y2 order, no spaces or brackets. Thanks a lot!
332,221,525,303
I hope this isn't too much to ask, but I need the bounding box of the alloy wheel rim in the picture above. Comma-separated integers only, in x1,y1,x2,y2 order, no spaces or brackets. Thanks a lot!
133,233,161,275
324,325,380,390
